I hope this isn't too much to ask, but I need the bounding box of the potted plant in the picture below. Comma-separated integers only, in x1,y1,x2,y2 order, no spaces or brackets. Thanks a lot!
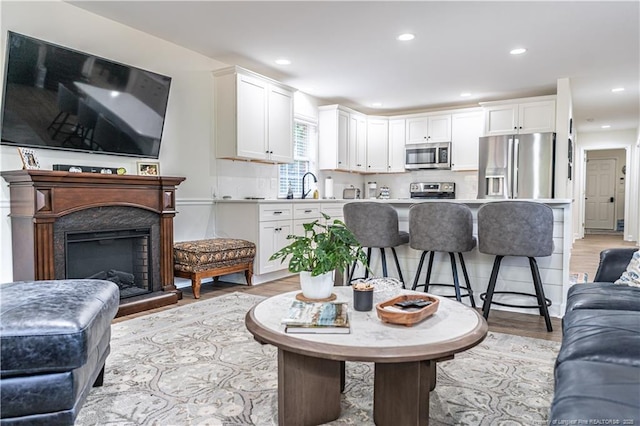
270,213,368,300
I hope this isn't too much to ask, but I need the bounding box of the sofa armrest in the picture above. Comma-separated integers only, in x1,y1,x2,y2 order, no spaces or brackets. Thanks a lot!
593,248,637,282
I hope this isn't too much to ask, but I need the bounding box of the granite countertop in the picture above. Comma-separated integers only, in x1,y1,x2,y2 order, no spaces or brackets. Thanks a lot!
213,198,572,205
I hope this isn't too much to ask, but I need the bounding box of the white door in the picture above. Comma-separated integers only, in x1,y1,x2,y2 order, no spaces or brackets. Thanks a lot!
585,159,616,229
237,74,268,160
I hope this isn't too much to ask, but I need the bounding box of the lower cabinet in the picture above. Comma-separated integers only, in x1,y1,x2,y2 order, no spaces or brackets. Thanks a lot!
259,219,293,274
215,201,346,278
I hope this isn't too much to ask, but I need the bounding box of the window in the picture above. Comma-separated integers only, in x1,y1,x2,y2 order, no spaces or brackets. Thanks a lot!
278,119,317,198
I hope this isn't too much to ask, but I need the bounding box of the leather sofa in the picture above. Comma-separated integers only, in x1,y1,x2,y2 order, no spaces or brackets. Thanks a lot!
0,280,119,425
549,248,640,423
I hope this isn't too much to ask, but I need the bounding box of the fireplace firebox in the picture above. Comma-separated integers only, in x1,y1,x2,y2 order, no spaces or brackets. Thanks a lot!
66,228,152,299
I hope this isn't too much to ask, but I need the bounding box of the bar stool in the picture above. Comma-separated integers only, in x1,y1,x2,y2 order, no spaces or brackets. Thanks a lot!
477,201,554,332
409,202,476,307
343,202,409,286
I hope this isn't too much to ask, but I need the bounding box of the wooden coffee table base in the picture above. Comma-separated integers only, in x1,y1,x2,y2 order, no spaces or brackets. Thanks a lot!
278,349,452,426
278,349,342,426
375,360,432,426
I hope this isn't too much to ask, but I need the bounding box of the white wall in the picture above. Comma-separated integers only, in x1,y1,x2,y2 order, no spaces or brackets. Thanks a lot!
574,129,639,244
0,0,230,283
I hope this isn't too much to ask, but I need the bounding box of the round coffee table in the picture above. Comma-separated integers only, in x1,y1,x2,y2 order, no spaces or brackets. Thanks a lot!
245,286,488,426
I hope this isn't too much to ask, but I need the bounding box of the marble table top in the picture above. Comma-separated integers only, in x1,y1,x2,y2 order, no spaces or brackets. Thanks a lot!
247,287,488,362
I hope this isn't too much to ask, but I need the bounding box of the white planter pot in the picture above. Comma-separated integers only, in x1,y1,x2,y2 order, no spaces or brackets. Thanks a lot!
299,271,334,300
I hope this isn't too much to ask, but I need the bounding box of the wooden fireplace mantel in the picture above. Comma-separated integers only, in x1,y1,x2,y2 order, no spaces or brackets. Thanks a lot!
1,170,186,316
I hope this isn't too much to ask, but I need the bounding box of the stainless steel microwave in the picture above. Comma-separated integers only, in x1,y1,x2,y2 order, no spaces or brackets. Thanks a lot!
405,142,451,170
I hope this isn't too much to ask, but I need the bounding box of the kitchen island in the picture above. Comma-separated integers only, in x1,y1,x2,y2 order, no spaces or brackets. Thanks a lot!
214,198,572,317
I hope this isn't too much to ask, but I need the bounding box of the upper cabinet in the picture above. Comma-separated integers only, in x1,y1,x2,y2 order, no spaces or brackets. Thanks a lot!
387,119,406,173
214,66,294,163
349,112,367,172
366,117,389,173
481,96,556,136
405,113,452,144
450,109,483,171
319,105,350,171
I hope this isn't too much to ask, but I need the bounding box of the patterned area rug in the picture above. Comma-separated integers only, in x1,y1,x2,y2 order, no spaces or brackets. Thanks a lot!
76,292,560,425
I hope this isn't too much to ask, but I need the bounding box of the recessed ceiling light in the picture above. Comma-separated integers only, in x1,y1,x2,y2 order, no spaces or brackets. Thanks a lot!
372,102,383,107
510,48,527,55
611,87,625,93
275,58,291,65
397,33,415,41
460,92,472,97
601,125,611,129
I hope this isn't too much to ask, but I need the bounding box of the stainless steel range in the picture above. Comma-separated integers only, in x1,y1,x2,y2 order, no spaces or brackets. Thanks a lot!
409,182,456,199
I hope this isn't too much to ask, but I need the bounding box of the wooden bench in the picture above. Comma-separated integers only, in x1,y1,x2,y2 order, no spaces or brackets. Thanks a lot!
173,238,256,298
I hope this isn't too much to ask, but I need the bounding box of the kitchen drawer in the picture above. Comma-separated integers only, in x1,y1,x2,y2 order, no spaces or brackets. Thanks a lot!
321,203,346,221
259,203,293,221
293,205,322,220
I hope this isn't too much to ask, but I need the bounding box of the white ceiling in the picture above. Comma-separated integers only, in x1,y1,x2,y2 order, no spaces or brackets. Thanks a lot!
69,1,639,134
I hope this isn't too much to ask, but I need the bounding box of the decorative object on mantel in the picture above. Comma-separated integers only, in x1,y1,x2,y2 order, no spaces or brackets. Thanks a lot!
17,147,40,170
269,213,368,301
53,164,119,174
137,161,160,176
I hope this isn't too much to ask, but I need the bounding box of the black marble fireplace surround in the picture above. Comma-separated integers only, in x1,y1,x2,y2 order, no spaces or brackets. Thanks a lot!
54,206,161,298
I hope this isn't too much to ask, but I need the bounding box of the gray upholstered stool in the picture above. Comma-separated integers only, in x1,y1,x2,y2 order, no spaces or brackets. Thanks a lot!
477,201,554,332
343,202,409,286
409,202,477,307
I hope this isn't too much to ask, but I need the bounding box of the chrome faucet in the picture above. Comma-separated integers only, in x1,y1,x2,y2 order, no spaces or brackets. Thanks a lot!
301,172,318,199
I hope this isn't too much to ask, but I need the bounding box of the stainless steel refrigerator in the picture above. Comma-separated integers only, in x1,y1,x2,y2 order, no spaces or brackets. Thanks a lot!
477,132,556,199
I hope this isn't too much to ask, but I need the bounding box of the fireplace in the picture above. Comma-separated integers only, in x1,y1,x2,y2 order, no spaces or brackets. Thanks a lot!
1,170,185,317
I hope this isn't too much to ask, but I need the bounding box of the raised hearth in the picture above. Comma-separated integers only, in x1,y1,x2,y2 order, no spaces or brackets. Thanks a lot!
1,170,185,317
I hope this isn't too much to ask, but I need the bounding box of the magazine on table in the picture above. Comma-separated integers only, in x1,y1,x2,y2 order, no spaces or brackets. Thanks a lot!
282,300,350,334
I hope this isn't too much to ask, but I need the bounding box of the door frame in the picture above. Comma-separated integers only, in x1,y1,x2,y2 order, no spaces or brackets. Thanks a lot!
576,145,631,240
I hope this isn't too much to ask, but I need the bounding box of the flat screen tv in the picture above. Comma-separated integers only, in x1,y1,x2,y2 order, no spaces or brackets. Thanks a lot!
1,31,171,159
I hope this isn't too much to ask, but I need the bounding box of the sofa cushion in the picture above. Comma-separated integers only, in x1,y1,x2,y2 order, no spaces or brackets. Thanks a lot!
558,309,640,367
550,360,640,423
0,280,119,376
565,282,640,312
614,249,640,287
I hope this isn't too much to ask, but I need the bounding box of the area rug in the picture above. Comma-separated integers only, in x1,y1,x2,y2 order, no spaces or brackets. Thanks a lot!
76,292,560,425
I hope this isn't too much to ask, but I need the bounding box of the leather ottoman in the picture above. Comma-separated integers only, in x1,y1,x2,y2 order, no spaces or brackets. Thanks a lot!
0,280,119,425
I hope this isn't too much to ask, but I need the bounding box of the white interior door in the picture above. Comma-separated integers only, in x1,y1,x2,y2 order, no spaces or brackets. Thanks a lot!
585,158,616,229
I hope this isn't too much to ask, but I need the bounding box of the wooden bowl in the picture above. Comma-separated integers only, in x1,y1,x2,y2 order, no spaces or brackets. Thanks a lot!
375,294,439,326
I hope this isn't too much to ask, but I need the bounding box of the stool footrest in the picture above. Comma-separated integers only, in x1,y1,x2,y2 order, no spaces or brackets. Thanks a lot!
415,283,474,298
480,290,552,309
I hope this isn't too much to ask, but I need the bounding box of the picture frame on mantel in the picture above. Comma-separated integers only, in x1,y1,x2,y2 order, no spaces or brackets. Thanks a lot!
17,147,40,170
137,161,160,176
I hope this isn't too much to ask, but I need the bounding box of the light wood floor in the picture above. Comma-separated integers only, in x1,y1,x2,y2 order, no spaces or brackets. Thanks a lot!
117,234,637,343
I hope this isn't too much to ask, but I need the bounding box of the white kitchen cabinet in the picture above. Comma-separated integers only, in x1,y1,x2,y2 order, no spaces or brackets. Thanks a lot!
349,113,367,172
366,117,389,173
451,110,483,171
482,97,556,136
215,201,347,282
259,219,293,274
387,119,406,173
214,66,294,163
405,113,452,144
319,105,350,171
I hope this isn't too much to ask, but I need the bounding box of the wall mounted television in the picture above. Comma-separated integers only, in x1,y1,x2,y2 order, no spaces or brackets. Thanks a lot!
1,31,172,159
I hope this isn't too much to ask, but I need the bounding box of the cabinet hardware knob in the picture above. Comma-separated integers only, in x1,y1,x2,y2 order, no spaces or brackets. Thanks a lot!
304,209,312,213
274,211,283,215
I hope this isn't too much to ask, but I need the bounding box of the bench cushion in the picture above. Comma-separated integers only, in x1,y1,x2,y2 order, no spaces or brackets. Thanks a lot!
0,280,120,376
174,238,256,272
